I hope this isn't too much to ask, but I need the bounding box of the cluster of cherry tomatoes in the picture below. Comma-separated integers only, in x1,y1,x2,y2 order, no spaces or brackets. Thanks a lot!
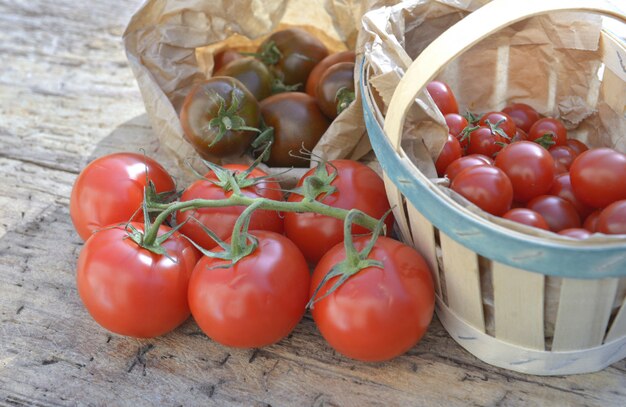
70,152,435,362
430,81,626,238
179,28,356,167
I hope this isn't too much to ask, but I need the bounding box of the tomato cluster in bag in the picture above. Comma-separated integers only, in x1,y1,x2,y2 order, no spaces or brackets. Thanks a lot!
430,81,626,237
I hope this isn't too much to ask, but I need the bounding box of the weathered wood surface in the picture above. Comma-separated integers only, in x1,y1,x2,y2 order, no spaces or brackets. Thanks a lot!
0,0,625,405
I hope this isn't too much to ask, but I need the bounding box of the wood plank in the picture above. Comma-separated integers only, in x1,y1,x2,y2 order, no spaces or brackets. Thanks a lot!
605,296,626,343
492,262,545,350
439,232,485,332
552,278,619,351
405,202,442,297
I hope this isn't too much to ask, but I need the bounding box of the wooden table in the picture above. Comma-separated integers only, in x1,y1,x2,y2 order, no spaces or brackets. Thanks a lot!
1,1,624,405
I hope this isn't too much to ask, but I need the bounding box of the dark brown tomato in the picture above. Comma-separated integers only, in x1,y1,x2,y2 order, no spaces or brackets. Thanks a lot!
306,50,355,98
258,28,328,87
180,77,260,160
215,57,273,101
213,49,243,72
316,62,355,120
261,92,331,167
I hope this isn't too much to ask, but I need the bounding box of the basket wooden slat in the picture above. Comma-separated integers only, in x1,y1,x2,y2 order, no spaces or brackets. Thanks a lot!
405,203,441,296
606,299,626,342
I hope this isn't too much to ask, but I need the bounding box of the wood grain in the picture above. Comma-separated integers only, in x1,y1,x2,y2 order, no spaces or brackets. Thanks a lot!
1,0,626,405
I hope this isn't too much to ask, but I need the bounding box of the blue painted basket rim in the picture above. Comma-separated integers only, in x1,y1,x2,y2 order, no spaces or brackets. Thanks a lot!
359,59,626,279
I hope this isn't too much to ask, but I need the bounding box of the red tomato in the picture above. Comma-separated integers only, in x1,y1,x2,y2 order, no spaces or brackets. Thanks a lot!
177,165,284,250
444,113,468,137
445,154,493,181
70,153,175,241
528,118,567,147
495,141,555,203
76,223,200,338
426,81,458,115
466,126,509,157
549,145,577,171
597,200,626,235
306,50,355,98
284,160,392,264
565,139,589,156
479,111,517,139
511,128,530,143
558,228,592,239
451,166,513,216
188,231,310,348
583,210,601,232
502,103,540,133
548,173,594,219
570,148,626,208
526,195,581,232
435,134,463,176
310,236,434,362
502,208,549,230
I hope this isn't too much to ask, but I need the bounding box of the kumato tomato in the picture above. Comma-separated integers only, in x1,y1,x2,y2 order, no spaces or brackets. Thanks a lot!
213,49,243,72
188,231,310,348
260,92,330,167
570,148,626,208
310,236,434,362
285,160,393,264
77,223,200,338
214,57,273,101
180,76,260,161
502,103,540,133
177,165,284,250
597,200,626,235
528,117,567,147
495,141,555,203
435,134,463,177
306,50,355,98
444,154,493,181
426,81,458,115
526,195,581,232
70,152,175,241
450,166,513,216
316,62,355,120
502,208,549,230
257,28,328,87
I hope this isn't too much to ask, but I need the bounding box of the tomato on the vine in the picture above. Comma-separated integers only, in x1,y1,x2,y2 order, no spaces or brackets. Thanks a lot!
70,152,175,241
310,236,434,362
177,165,284,250
188,230,310,348
77,223,200,338
285,160,393,264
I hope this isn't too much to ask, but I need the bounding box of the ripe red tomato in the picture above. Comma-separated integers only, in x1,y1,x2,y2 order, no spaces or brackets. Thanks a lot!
528,118,567,147
451,166,513,216
479,111,517,139
444,113,468,137
570,148,626,208
426,81,458,115
502,208,549,230
549,145,577,171
526,195,581,232
597,200,626,235
188,231,310,348
77,223,200,338
316,62,355,119
306,50,355,98
495,141,555,203
285,160,393,264
444,154,493,181
583,210,601,232
558,228,592,239
466,126,509,157
70,153,175,241
177,165,283,250
310,236,434,362
548,173,593,219
435,134,463,177
565,138,589,156
260,92,331,167
502,103,540,133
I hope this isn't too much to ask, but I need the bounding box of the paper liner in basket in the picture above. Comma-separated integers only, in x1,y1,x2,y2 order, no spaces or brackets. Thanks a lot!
361,0,626,337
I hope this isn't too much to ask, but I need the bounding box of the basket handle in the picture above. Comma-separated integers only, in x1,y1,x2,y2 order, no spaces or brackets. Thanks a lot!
383,0,626,151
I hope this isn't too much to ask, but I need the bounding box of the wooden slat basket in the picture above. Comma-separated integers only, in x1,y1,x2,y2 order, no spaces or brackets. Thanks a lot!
360,0,626,375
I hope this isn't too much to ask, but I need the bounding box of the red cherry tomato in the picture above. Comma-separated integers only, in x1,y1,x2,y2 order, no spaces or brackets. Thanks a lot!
565,138,589,156
511,128,530,143
177,165,284,250
76,223,200,338
502,103,540,133
426,81,458,115
445,154,493,181
451,166,513,216
310,236,434,362
466,126,509,158
479,111,517,139
435,134,463,177
70,153,175,241
549,145,577,171
558,228,592,239
528,118,567,147
444,113,468,137
502,208,549,230
583,210,601,232
526,195,581,232
548,173,594,219
188,231,310,348
570,148,626,208
597,200,626,235
285,160,393,264
495,141,555,203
